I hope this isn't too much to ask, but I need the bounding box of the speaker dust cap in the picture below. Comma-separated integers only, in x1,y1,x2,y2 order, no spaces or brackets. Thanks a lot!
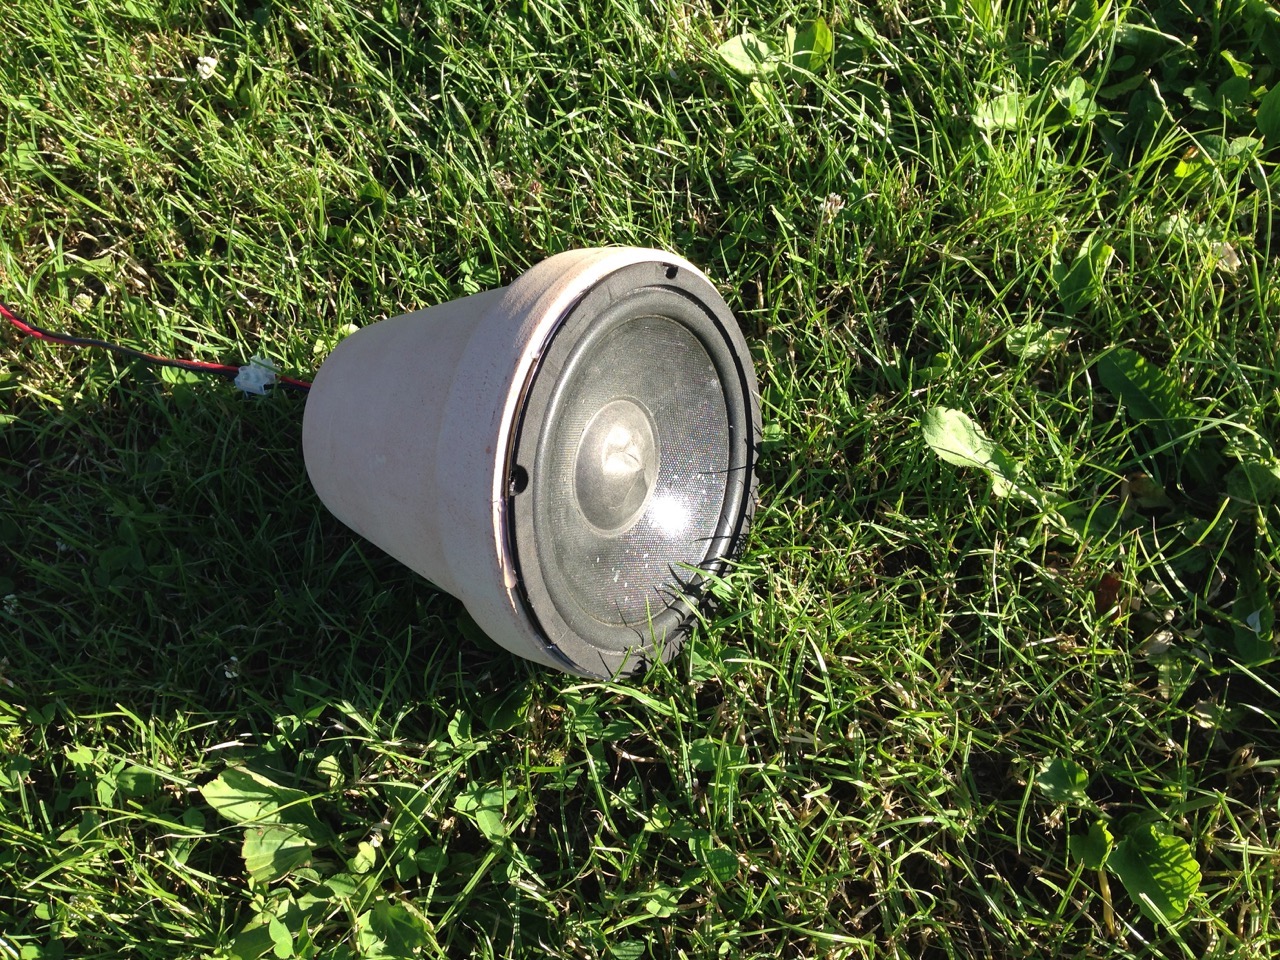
507,260,759,677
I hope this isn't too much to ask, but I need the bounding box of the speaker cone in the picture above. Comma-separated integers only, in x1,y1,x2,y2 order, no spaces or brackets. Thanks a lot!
508,262,756,675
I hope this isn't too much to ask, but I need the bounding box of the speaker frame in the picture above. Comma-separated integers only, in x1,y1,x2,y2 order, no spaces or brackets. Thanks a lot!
302,247,760,679
506,260,758,676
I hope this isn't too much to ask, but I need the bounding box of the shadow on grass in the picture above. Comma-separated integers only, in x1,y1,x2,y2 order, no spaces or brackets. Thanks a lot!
0,368,526,725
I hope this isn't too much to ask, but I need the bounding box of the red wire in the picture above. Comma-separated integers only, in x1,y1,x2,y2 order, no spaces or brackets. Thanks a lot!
0,301,311,391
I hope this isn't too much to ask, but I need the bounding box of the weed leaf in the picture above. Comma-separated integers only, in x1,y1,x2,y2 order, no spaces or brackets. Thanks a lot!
1036,757,1090,805
1008,322,1071,360
688,737,747,773
785,18,834,73
1232,558,1276,665
116,764,163,799
1096,348,1187,424
367,900,433,956
416,846,448,873
201,768,310,827
1097,347,1223,489
266,917,291,960
973,91,1021,130
242,825,315,883
699,844,740,884
921,407,1021,498
1257,84,1280,141
349,840,378,874
1069,821,1114,869
1226,459,1280,505
643,884,681,917
1232,624,1273,667
452,782,507,841
228,923,276,960
1108,823,1201,923
1052,235,1113,314
716,32,779,78
1054,76,1100,123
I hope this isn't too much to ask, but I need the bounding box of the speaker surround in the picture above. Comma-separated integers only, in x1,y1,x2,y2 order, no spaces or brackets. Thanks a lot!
302,248,760,678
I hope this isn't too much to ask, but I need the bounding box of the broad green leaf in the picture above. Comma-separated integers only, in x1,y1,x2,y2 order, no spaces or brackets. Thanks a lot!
1257,84,1280,141
973,91,1021,130
386,783,432,843
567,702,604,738
1231,559,1276,665
349,840,377,874
1232,625,1274,666
367,900,433,956
266,917,292,960
242,825,315,883
760,420,785,452
394,853,419,883
687,737,747,773
315,753,343,788
1096,348,1188,424
610,943,646,960
643,884,680,918
416,846,448,873
446,708,472,746
698,844,740,884
716,32,779,78
1097,347,1223,489
116,764,163,799
1054,76,1100,122
0,756,32,791
1220,50,1251,78
1228,135,1262,158
65,744,97,767
1219,76,1251,112
920,407,1022,498
920,407,998,468
1226,459,1280,505
1198,134,1258,165
849,17,879,45
227,924,276,960
1108,823,1201,923
1069,821,1114,869
1184,82,1215,112
1057,77,1088,103
318,872,367,899
785,18,834,73
481,681,533,732
452,782,507,841
1007,322,1071,360
1125,472,1173,509
1098,71,1148,99
1052,235,1113,314
200,768,310,827
1036,757,1090,805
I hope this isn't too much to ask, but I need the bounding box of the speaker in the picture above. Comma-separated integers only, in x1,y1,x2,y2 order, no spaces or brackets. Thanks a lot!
302,248,760,678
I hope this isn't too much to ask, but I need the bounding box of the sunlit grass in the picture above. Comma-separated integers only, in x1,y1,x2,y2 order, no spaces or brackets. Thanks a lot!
2,0,1278,958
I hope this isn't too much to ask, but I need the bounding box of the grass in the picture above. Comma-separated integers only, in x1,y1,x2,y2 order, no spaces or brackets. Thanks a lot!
1,0,1278,957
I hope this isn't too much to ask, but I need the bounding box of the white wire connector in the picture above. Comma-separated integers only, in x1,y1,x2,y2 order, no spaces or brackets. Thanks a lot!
235,355,278,395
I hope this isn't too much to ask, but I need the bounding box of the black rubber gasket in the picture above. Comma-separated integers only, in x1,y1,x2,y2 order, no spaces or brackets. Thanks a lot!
505,259,760,678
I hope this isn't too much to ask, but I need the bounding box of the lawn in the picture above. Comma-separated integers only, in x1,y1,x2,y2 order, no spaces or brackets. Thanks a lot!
2,0,1279,957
